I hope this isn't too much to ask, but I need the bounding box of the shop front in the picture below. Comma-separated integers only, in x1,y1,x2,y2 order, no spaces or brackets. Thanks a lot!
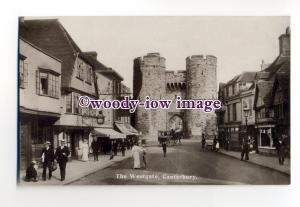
19,109,60,170
54,126,93,160
91,127,126,154
114,122,141,144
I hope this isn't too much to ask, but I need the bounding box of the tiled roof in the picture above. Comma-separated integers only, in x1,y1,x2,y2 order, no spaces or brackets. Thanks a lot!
80,52,109,71
263,56,290,80
227,74,240,85
20,19,81,88
99,68,124,81
237,71,257,82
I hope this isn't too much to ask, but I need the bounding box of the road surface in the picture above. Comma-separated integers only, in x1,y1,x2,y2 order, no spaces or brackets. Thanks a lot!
69,140,290,185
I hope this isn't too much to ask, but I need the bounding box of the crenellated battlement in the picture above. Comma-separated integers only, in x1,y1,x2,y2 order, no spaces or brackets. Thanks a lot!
186,55,217,66
139,52,166,69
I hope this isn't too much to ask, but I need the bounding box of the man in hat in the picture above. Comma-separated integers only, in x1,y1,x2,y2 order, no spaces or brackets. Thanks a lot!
277,134,288,165
41,141,54,181
55,139,70,181
91,137,99,161
241,136,250,161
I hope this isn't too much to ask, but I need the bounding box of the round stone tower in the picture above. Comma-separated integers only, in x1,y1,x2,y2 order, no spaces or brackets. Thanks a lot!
186,55,218,138
133,53,167,140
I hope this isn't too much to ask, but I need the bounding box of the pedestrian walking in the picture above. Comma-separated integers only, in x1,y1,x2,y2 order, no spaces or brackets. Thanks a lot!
109,140,114,160
215,140,220,152
25,160,39,182
41,141,54,181
91,137,99,161
55,139,70,181
131,142,142,169
162,141,167,157
178,130,182,144
121,140,126,157
241,136,250,161
224,136,229,151
201,133,206,151
277,134,287,165
113,140,118,156
142,149,146,169
126,139,131,150
130,139,134,149
81,139,89,161
213,136,217,151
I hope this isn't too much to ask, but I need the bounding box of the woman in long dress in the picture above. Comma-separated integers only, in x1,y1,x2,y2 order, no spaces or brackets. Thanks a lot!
131,142,142,169
81,139,89,161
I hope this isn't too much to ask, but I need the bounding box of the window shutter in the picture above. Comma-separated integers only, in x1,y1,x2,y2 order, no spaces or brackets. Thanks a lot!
36,71,40,95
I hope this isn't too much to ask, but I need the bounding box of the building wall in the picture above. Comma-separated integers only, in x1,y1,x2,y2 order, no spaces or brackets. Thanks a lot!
69,57,97,97
186,55,218,137
19,39,62,114
241,92,255,125
134,53,167,140
96,73,114,128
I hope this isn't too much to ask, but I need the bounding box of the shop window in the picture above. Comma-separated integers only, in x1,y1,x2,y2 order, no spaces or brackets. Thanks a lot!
259,128,274,148
31,120,54,161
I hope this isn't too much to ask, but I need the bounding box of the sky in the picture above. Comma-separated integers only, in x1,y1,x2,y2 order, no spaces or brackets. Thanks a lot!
27,16,290,90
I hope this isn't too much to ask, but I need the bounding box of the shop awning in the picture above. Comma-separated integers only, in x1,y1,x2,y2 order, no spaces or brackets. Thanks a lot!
92,128,126,139
115,122,140,136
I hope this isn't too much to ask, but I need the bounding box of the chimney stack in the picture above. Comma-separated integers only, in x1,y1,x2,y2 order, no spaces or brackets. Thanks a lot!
84,51,98,59
279,26,290,57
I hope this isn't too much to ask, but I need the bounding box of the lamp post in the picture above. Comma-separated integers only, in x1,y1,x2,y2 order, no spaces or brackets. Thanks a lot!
243,107,250,140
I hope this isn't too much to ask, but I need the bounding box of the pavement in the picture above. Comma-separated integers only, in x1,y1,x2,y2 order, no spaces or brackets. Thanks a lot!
19,152,132,186
218,149,290,175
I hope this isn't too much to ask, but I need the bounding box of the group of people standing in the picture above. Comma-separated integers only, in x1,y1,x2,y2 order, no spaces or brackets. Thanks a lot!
25,139,70,182
90,138,135,161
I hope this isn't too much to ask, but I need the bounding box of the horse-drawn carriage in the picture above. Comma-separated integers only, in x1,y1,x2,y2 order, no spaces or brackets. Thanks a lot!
203,134,218,151
158,130,183,146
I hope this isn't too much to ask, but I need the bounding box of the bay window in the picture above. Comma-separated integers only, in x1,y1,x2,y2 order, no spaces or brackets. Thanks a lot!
36,69,59,98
